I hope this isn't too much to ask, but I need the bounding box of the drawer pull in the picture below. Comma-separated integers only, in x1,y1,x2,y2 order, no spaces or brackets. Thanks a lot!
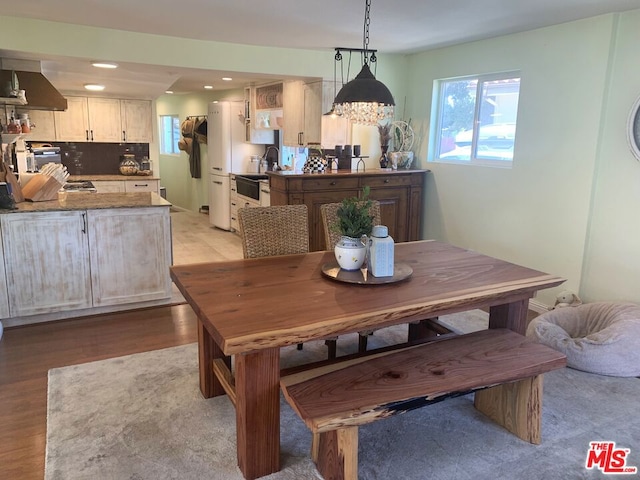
134,184,149,187
260,189,269,194
330,181,336,186
384,179,390,183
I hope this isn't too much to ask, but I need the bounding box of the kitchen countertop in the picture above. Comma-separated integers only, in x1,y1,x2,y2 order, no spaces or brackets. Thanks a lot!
1,192,171,214
68,174,161,181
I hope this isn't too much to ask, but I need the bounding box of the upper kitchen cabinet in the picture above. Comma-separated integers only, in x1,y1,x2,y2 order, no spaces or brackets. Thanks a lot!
121,99,153,143
282,80,350,148
54,96,90,141
87,97,122,142
50,96,152,143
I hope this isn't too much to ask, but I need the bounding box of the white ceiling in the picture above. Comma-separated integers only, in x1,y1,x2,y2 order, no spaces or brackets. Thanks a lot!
1,0,639,98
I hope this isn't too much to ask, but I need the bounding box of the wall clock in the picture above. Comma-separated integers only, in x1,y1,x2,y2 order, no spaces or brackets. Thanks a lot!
628,96,640,161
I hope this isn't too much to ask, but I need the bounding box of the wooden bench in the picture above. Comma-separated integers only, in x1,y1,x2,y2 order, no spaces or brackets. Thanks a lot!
280,328,567,480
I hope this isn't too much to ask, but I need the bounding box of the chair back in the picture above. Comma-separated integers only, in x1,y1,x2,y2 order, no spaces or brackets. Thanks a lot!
320,200,381,250
238,204,309,259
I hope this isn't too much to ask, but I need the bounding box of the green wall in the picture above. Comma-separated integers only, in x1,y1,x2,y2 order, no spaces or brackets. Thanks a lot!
405,12,640,307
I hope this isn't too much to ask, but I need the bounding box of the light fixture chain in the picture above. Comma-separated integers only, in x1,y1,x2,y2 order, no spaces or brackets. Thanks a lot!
363,0,371,58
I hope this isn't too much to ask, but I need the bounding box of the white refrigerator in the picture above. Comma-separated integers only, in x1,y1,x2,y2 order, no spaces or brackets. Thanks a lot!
208,101,264,229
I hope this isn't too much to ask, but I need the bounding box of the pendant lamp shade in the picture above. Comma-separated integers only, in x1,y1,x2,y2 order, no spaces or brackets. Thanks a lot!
334,63,394,106
333,64,395,125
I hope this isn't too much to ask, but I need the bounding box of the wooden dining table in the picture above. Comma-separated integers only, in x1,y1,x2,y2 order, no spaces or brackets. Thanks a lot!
170,240,565,480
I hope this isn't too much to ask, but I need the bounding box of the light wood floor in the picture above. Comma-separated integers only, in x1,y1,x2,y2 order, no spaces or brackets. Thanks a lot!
0,210,240,480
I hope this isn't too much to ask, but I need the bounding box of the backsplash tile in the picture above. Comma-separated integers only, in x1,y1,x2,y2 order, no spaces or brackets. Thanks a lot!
26,142,149,175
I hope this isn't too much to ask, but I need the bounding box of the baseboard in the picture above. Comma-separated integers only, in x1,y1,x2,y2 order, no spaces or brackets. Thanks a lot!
529,299,551,314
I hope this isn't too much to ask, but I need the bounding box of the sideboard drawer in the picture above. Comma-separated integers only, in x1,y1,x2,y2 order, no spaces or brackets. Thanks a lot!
301,177,360,191
361,175,414,188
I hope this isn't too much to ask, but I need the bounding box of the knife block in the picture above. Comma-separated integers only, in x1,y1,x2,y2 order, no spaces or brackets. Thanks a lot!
21,174,63,202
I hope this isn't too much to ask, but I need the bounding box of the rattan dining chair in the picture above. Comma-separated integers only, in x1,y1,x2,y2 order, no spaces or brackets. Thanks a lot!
320,200,382,251
238,204,339,359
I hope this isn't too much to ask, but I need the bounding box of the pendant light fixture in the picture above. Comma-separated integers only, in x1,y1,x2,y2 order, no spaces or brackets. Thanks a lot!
333,0,395,125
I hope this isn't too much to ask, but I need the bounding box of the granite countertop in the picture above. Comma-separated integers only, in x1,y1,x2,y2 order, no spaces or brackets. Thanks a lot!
2,192,171,214
68,174,161,181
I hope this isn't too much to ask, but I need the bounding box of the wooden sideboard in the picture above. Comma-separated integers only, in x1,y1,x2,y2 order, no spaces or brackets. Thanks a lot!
268,170,427,251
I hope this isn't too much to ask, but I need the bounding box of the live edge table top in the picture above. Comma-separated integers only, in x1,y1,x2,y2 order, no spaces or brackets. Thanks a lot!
170,240,565,356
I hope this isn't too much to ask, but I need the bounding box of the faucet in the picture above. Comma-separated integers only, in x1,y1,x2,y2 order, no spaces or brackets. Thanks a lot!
262,146,280,172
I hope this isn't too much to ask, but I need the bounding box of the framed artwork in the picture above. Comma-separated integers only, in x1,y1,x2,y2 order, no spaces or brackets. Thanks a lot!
627,95,640,162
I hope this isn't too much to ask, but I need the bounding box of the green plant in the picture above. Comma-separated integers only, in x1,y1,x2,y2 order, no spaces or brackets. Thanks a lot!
335,186,374,238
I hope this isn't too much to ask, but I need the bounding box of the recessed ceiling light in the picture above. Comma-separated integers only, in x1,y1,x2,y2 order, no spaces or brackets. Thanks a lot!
165,90,174,94
84,84,105,91
222,77,232,81
92,62,118,69
204,85,214,89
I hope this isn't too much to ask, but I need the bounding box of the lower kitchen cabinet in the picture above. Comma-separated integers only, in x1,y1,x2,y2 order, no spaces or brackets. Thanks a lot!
87,207,172,306
0,211,92,317
93,180,125,193
0,205,172,320
0,232,10,319
93,179,160,194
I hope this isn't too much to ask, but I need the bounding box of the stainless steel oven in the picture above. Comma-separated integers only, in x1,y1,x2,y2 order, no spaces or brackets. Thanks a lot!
235,174,268,202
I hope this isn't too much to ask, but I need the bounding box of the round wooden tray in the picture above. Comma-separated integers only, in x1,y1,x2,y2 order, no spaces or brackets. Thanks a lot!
321,261,413,285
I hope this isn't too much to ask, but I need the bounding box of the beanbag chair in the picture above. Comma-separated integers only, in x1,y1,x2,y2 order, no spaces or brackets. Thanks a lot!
526,302,640,377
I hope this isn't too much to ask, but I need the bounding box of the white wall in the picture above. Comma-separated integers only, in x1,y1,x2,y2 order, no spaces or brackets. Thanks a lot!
406,12,640,308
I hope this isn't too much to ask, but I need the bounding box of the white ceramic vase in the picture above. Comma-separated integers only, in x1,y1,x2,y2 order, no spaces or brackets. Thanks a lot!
334,236,367,271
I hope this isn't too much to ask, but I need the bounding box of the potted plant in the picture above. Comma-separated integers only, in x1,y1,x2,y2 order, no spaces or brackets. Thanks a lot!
333,187,374,270
388,120,415,169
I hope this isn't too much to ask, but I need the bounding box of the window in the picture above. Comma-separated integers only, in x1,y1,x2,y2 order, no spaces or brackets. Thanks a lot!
159,114,181,154
433,73,520,166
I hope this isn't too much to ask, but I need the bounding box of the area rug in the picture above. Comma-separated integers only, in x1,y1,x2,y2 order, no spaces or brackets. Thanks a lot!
45,310,640,480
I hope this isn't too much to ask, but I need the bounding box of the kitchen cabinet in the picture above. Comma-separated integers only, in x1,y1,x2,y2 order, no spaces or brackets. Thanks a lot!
124,179,159,193
259,181,271,206
87,207,172,307
282,80,304,146
50,96,152,143
93,180,126,193
230,174,239,232
0,211,92,316
54,96,90,141
92,179,159,194
282,80,350,148
121,99,153,142
0,231,9,319
269,170,426,251
87,97,122,142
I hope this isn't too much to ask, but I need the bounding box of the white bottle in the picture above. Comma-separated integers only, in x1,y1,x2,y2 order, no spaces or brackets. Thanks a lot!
369,225,394,277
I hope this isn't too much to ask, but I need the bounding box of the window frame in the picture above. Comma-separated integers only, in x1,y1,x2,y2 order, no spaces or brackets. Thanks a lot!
431,71,521,167
159,114,181,155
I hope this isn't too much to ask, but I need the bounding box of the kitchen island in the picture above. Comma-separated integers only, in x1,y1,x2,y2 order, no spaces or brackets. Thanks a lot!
268,169,427,251
0,192,173,327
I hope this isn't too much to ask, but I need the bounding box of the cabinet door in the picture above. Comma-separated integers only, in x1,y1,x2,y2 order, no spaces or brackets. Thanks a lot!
303,81,323,145
121,99,153,142
0,211,92,316
0,229,9,319
87,207,172,306
282,80,304,146
304,189,360,251
88,98,122,142
23,109,56,141
54,96,90,141
93,180,125,193
368,187,410,243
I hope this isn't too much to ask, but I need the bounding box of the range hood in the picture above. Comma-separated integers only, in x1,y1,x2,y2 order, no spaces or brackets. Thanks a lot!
1,59,67,111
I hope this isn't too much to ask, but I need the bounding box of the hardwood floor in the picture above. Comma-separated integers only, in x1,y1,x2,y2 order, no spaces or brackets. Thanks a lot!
0,210,240,480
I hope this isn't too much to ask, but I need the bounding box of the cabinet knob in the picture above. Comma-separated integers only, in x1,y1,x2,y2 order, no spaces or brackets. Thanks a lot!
384,179,390,183
330,181,336,186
